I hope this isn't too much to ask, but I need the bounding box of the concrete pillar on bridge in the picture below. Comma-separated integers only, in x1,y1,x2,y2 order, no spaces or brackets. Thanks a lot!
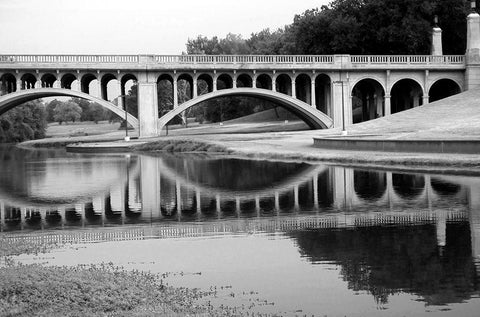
311,75,316,108
35,75,42,89
235,197,241,215
16,78,22,92
193,76,198,98
232,72,237,89
173,77,178,108
466,4,480,89
137,72,159,137
291,76,296,99
213,73,218,92
384,93,391,116
422,95,429,106
272,74,277,92
332,79,352,129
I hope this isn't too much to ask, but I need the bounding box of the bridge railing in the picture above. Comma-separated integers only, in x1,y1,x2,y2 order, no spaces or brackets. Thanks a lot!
0,55,140,63
350,55,465,64
0,54,465,66
154,55,336,64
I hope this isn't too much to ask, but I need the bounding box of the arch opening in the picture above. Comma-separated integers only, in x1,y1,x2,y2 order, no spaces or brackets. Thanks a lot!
295,74,312,104
61,73,77,90
81,74,97,94
429,79,461,103
1,73,17,95
217,74,233,90
391,79,423,114
236,73,253,88
315,74,332,116
100,73,117,101
352,79,385,123
157,88,333,132
0,88,139,129
41,73,57,88
275,74,292,96
21,73,37,90
157,74,174,116
197,74,213,95
256,74,272,90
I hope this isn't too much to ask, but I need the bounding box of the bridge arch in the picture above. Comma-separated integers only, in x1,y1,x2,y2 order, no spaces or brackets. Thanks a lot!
217,73,233,89
80,73,98,94
275,73,292,95
100,73,118,100
256,73,272,90
351,78,385,123
295,73,312,104
21,73,37,90
390,78,424,114
41,73,57,88
0,88,139,128
61,73,77,89
314,73,332,116
197,73,214,94
1,73,17,94
157,87,333,131
428,78,462,103
236,73,253,88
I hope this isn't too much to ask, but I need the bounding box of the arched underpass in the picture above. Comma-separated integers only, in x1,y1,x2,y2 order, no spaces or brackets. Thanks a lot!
0,88,139,129
157,88,333,132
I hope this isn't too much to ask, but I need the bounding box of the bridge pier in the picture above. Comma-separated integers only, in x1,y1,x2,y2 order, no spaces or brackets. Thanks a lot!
137,80,159,137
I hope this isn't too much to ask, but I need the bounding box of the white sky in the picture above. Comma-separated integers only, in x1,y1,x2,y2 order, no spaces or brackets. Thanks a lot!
0,0,330,55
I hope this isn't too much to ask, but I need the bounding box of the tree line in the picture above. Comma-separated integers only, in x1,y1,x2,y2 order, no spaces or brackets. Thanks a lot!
181,0,473,124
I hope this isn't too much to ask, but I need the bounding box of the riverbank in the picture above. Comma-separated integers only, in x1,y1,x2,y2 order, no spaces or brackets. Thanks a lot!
0,237,236,316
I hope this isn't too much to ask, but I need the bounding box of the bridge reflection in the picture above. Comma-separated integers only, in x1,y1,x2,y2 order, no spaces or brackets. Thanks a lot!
1,153,479,306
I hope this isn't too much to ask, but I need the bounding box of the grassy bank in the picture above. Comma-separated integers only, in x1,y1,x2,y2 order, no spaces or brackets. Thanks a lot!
0,237,236,317
134,139,231,153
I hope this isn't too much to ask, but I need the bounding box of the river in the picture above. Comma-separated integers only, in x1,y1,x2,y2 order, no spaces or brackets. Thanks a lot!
1,145,479,316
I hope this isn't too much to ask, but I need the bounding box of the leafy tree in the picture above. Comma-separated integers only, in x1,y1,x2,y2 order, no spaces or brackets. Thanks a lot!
53,101,82,125
0,100,47,143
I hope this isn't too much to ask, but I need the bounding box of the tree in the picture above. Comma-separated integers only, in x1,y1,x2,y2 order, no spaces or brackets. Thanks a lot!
0,100,47,143
53,101,82,124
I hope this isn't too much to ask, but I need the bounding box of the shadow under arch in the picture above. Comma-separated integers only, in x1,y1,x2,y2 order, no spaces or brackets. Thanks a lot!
0,88,139,129
157,88,333,131
155,155,328,200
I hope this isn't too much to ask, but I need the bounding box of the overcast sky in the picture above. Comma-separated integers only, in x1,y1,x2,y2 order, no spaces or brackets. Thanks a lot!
0,0,330,55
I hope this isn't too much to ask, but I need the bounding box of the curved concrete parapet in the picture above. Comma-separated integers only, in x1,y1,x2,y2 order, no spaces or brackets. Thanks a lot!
0,88,139,129
157,88,333,131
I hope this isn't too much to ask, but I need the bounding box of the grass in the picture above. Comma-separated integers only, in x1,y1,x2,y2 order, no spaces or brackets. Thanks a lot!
0,237,237,317
134,139,231,153
46,121,122,138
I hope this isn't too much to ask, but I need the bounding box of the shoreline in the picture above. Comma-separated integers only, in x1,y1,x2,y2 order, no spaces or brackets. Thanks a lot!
18,130,480,175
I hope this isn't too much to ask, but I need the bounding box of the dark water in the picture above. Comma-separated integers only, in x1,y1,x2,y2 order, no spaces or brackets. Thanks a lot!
1,145,480,316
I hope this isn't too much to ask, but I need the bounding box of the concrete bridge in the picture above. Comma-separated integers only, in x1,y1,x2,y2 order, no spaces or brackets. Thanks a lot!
1,11,480,137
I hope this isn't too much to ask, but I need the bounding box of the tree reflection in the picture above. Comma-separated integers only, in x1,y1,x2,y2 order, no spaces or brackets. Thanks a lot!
290,221,478,305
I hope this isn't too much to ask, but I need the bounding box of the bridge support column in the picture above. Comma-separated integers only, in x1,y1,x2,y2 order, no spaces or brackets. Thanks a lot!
384,94,391,116
422,95,429,106
16,79,22,92
173,78,178,108
311,79,316,108
193,77,198,98
332,80,352,129
291,77,296,99
137,81,159,137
